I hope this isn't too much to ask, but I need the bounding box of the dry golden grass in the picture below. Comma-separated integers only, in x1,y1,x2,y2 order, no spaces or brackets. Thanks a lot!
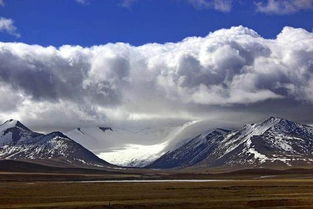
2,179,313,209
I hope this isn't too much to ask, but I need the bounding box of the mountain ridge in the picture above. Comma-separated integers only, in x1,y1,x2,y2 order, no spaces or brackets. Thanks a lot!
148,117,313,170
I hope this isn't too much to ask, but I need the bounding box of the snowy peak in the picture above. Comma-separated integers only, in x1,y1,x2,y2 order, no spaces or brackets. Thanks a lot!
258,116,282,128
269,118,311,135
0,119,41,147
262,116,282,123
255,116,303,132
2,119,19,126
37,131,72,144
239,117,282,136
247,117,313,140
45,131,69,139
260,116,293,130
229,117,297,144
0,119,31,132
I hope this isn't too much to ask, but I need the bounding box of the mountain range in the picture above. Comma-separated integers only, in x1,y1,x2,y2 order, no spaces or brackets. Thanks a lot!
1,117,313,171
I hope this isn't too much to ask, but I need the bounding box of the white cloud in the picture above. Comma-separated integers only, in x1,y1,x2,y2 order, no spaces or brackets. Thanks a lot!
256,0,313,14
0,17,20,38
75,0,91,5
188,0,233,12
0,0,4,7
0,26,313,130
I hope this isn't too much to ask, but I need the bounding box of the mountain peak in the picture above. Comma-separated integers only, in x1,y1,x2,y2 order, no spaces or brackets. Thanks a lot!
261,116,301,129
98,127,113,132
0,119,31,132
258,116,284,127
46,131,69,139
264,116,283,122
2,119,18,126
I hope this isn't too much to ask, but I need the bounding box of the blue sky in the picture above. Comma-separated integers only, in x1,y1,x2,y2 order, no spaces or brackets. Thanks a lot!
0,0,312,46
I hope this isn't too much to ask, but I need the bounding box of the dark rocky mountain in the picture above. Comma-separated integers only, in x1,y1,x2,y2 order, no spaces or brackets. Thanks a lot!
148,117,313,170
0,119,112,168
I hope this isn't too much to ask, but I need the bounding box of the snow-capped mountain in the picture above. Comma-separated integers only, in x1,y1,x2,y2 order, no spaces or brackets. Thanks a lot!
0,119,112,168
148,117,313,169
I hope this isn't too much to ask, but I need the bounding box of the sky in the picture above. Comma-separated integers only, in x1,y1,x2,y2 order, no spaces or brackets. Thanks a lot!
1,0,313,46
0,0,313,133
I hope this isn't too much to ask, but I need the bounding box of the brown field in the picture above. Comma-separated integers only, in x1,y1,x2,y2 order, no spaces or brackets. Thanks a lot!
2,178,313,209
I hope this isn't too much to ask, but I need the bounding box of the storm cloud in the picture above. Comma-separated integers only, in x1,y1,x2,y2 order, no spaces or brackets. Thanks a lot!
0,26,313,130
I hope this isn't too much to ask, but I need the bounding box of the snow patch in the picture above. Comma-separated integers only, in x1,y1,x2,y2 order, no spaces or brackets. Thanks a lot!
98,142,167,167
248,147,268,163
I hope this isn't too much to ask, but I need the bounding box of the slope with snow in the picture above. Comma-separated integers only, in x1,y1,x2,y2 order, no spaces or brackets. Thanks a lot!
148,129,230,169
98,142,168,167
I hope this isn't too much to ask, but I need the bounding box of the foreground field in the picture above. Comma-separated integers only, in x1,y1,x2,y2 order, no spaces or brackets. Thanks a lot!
2,179,313,209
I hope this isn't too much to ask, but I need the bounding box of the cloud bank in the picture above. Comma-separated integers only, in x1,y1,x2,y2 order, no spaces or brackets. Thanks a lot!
0,26,313,130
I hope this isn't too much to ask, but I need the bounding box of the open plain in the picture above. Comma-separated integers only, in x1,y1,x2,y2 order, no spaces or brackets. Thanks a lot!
2,175,313,209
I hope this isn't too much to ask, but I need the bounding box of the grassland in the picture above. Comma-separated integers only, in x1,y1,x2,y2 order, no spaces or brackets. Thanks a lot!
2,178,313,209
2,161,313,209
